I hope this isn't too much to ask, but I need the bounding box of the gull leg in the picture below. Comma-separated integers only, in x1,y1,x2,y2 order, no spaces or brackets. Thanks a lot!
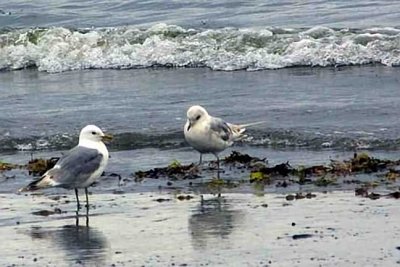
198,154,204,204
85,188,90,212
217,156,222,196
85,188,90,226
75,188,81,212
216,155,220,179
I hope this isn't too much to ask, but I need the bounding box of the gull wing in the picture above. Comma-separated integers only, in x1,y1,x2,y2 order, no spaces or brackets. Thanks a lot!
45,146,104,188
209,117,233,142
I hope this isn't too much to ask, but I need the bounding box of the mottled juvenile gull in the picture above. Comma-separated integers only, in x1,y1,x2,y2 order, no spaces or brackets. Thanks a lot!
19,125,112,212
184,105,263,177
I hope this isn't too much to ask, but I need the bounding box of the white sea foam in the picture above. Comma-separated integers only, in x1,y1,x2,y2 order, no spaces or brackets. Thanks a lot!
1,24,400,73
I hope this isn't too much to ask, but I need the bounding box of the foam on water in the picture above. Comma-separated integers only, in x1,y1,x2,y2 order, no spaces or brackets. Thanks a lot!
1,24,400,73
1,129,399,153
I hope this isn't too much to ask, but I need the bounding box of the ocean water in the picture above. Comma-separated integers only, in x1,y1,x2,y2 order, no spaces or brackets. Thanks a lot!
1,0,400,157
1,66,400,154
1,0,400,29
1,1,400,72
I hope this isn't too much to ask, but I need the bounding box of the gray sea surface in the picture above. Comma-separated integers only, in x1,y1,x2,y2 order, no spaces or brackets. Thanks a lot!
1,66,399,153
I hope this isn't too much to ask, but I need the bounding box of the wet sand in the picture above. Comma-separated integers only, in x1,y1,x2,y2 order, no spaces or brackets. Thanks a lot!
1,190,400,266
2,147,400,265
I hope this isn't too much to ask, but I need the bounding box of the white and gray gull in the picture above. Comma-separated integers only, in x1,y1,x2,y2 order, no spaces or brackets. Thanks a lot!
184,105,263,177
19,125,112,212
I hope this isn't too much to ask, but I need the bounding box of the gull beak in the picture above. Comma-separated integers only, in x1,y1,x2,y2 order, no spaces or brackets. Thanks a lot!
187,121,192,131
101,133,113,142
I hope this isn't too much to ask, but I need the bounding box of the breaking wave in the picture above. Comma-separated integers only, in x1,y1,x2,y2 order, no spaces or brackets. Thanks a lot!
1,129,399,153
1,24,400,73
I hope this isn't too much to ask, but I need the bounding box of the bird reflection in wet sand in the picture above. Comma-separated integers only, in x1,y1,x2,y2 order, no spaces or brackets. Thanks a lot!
189,197,242,249
29,224,109,266
76,211,90,226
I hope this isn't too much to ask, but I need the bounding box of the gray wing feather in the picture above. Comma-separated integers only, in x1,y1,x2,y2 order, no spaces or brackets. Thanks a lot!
47,146,103,188
210,118,232,141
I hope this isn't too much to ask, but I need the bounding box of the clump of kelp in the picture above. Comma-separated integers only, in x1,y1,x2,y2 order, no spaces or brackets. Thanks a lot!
133,151,266,181
0,161,20,171
354,187,400,200
27,157,59,176
223,151,266,167
247,152,400,185
133,151,400,182
2,151,400,199
131,151,400,197
134,160,200,181
0,157,59,176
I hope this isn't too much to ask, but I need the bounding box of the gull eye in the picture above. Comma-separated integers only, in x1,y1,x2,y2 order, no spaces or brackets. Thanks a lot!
91,131,96,135
195,115,201,120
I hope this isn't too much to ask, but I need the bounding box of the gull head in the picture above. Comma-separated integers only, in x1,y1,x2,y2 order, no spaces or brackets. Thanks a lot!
79,125,113,144
186,105,208,131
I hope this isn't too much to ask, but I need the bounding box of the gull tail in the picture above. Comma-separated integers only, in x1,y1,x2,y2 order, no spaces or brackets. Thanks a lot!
18,174,55,192
228,121,265,140
238,121,266,129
